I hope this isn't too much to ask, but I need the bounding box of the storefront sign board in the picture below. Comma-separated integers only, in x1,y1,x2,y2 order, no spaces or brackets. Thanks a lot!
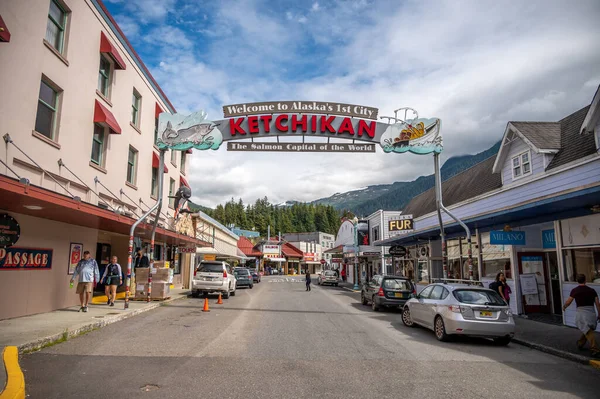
388,215,414,237
0,214,20,248
542,229,556,249
263,244,279,254
389,245,407,256
223,101,379,120
177,247,196,253
304,252,316,262
0,247,53,269
519,273,539,295
490,231,526,246
68,243,82,275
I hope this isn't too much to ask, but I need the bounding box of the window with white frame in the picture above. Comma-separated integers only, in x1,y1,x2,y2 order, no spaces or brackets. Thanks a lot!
372,226,380,242
151,167,158,197
131,89,141,127
511,151,531,179
168,178,176,208
98,55,112,97
180,151,187,174
45,0,68,54
90,124,106,166
170,149,177,166
126,146,138,185
35,79,61,140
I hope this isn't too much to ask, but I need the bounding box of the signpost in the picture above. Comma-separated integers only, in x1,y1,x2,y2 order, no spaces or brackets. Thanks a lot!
389,246,407,257
0,214,20,248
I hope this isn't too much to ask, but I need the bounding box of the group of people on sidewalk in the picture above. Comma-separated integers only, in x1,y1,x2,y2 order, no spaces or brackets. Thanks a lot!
69,248,149,312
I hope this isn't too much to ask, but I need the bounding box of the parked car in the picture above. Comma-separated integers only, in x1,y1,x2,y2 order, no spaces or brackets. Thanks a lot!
401,283,515,345
192,261,236,298
234,267,254,289
318,270,339,286
361,275,415,311
249,268,261,283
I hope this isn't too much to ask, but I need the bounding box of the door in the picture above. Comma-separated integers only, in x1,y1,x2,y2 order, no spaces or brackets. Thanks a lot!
423,285,446,327
546,252,562,315
518,252,551,314
412,285,434,324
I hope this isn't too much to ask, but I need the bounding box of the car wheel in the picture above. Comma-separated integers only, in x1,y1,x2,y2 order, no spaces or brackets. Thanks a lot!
434,316,450,342
402,307,415,327
250,284,254,289
493,336,512,346
191,291,199,298
361,292,368,305
231,289,236,297
223,286,231,299
335,283,338,287
372,296,379,311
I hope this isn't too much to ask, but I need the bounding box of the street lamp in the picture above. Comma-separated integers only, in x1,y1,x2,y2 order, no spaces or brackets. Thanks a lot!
353,220,360,291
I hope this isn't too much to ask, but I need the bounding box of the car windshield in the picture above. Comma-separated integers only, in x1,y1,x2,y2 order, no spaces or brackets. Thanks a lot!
197,263,223,273
453,289,506,306
324,271,336,276
383,279,411,290
235,269,250,275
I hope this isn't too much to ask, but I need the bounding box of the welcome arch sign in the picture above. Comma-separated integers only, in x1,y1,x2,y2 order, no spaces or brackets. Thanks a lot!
156,101,443,155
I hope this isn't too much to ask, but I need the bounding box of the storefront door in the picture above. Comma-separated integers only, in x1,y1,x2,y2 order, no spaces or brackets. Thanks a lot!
518,252,551,314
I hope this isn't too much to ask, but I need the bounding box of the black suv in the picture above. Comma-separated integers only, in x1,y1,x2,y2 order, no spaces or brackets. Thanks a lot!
361,275,415,311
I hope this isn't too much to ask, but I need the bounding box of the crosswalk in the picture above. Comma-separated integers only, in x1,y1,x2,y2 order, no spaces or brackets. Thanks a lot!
267,278,305,283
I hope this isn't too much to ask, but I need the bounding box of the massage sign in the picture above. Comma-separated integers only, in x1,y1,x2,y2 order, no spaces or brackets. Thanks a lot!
156,101,443,154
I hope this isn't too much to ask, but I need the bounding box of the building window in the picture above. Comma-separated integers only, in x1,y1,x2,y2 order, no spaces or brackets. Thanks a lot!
35,79,60,140
131,89,141,127
45,0,68,53
181,151,187,174
126,146,138,185
563,248,600,283
90,124,106,166
169,178,175,208
98,55,111,97
512,151,531,179
170,150,177,166
151,167,158,197
372,226,380,242
480,232,511,279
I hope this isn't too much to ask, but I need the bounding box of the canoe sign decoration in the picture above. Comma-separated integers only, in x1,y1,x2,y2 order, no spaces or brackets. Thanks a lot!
156,102,443,154
380,117,443,155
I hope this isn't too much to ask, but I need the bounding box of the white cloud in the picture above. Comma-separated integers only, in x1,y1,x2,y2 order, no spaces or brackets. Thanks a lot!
109,0,600,209
114,15,140,38
311,2,320,12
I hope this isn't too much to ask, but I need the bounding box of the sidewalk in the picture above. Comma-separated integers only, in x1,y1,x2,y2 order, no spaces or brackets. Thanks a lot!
513,316,600,367
0,289,190,353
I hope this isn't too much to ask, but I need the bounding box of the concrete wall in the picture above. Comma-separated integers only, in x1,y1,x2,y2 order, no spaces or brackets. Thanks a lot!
0,210,98,320
0,0,181,223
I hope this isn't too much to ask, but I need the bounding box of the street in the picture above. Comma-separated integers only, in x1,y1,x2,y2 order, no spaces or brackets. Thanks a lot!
22,276,600,399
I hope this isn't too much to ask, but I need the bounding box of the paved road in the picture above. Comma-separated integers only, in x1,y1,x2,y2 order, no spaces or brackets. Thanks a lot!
22,276,600,398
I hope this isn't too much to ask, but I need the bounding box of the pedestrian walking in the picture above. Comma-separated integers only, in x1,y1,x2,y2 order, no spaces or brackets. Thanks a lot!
70,251,100,313
134,247,150,268
341,267,347,283
490,272,508,303
500,273,512,305
305,270,312,291
563,274,600,357
101,256,122,307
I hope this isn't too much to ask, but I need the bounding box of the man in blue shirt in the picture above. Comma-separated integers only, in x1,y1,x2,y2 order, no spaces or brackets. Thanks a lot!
70,251,100,312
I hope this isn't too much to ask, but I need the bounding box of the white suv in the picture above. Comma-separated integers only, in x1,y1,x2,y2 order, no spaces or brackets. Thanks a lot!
192,261,237,298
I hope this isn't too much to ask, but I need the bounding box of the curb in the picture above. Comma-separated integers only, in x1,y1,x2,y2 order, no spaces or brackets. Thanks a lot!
0,346,25,399
512,337,594,366
18,294,189,353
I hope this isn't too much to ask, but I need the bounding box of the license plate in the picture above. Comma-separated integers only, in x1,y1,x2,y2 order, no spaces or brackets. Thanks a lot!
394,293,404,298
480,311,493,317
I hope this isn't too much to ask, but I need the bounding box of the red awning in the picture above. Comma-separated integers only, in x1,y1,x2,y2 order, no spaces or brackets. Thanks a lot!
0,15,11,42
180,176,190,188
155,102,163,119
185,149,192,154
100,32,126,70
152,152,168,173
94,100,121,134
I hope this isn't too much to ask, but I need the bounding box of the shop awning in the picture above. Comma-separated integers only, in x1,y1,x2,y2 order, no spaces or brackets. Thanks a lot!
325,244,345,254
94,100,121,134
100,32,126,70
0,175,211,247
303,261,321,265
152,152,168,173
180,176,190,188
196,246,219,255
155,102,163,119
0,14,11,42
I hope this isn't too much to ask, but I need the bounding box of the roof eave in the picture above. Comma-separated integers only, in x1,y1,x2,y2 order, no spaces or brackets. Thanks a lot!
492,123,542,173
580,85,600,134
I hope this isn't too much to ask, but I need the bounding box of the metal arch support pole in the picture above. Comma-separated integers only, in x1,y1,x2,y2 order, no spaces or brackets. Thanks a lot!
124,169,163,310
148,149,166,302
353,221,360,291
434,153,447,279
439,203,472,280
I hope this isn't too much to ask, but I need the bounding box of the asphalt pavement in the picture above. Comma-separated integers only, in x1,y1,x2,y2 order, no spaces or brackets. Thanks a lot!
21,276,600,398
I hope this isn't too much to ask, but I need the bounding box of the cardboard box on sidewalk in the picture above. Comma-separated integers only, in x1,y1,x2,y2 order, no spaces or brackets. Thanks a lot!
153,268,170,282
135,268,149,282
134,282,170,299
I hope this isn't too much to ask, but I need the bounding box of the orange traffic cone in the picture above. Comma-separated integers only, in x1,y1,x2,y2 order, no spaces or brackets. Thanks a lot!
216,293,223,305
202,297,210,312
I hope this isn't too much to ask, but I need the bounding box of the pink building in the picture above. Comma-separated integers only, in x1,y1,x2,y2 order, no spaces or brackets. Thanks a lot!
0,0,206,319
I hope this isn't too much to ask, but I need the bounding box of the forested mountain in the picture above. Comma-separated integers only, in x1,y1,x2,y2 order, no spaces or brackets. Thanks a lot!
189,198,342,237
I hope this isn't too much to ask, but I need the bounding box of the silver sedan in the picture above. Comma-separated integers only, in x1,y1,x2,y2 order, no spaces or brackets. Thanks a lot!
401,283,515,345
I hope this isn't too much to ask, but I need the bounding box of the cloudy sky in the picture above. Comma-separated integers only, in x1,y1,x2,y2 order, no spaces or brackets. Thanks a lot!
104,0,600,208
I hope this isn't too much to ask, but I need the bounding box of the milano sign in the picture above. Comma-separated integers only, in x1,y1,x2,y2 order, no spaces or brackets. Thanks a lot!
157,101,443,154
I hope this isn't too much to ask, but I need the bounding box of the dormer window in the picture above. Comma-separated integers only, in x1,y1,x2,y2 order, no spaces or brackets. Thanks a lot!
512,151,531,179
